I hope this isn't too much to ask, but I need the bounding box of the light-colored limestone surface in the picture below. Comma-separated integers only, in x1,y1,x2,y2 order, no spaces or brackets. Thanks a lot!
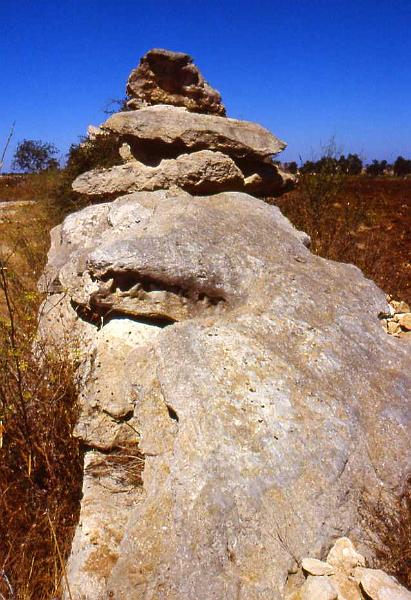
103,104,286,159
39,190,411,600
72,150,244,195
288,538,411,600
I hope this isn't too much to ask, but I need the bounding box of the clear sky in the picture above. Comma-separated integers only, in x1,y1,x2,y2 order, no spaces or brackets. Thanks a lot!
1,0,410,169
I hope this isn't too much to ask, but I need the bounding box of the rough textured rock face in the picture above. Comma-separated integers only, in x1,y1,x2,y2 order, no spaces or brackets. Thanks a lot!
99,104,292,197
39,190,411,600
76,49,293,199
126,48,226,116
103,105,286,161
39,49,410,599
72,150,244,195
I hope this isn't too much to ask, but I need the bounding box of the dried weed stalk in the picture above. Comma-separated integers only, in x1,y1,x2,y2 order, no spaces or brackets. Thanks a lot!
0,249,83,599
360,480,411,588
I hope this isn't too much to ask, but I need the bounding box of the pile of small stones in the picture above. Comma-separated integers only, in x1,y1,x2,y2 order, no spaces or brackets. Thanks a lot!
381,298,411,337
286,537,411,600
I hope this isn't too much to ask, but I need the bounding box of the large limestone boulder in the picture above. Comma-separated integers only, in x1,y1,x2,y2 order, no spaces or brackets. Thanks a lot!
126,48,226,116
40,191,410,600
103,105,286,161
72,150,244,196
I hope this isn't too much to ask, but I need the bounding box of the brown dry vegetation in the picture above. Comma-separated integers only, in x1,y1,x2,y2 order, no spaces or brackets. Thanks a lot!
0,188,83,600
272,176,411,304
360,479,411,589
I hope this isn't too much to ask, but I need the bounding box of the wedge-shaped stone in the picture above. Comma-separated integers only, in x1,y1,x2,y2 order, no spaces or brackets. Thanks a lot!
302,558,335,576
72,150,244,196
103,104,286,160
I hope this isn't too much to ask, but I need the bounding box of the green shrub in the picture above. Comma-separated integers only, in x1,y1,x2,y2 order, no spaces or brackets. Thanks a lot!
52,133,122,217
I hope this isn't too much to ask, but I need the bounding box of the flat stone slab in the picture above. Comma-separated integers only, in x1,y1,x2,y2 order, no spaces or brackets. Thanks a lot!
72,150,244,196
302,558,335,576
103,104,286,160
357,568,411,600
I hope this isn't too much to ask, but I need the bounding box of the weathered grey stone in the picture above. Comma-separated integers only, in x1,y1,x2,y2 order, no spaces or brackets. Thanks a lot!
301,558,335,576
242,161,296,195
39,190,411,600
126,48,226,116
103,105,286,160
359,568,411,600
63,449,144,600
72,150,244,196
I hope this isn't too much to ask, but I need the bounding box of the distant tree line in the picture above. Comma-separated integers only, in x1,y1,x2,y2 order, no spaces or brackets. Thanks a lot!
8,139,411,180
283,155,411,177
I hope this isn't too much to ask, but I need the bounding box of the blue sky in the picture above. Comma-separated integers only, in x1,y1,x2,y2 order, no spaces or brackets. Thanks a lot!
1,0,410,169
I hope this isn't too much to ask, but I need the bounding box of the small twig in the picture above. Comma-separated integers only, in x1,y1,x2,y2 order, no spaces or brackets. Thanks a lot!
0,122,16,174
46,511,74,600
0,570,15,600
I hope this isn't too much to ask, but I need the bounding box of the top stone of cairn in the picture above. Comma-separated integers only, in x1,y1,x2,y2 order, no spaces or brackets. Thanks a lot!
126,48,226,116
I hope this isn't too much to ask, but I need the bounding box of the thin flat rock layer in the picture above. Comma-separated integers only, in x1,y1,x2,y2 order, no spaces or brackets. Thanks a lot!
103,105,286,160
72,150,244,195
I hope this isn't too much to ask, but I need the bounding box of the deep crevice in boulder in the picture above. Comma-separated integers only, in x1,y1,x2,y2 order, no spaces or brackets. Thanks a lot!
76,269,228,325
84,444,145,491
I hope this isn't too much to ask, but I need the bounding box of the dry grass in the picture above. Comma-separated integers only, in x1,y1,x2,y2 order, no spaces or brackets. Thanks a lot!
360,479,411,588
272,176,411,303
0,196,83,600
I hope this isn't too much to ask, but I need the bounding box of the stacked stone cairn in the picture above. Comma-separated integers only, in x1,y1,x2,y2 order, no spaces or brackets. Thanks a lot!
39,49,411,600
72,48,295,199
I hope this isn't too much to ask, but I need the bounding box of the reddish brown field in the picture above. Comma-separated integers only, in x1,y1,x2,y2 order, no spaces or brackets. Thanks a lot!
273,176,411,304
